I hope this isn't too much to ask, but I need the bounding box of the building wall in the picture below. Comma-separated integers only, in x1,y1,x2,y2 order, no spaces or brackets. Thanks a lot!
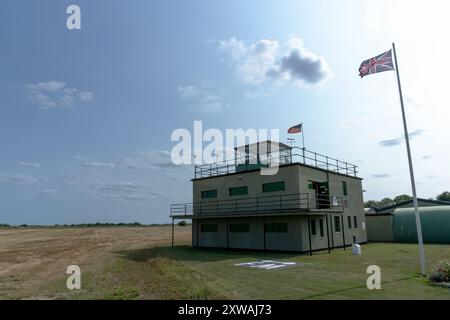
194,216,306,251
264,216,303,251
365,215,394,242
299,215,329,251
191,163,367,251
192,165,300,204
393,206,450,244
365,201,450,242
297,166,367,245
192,218,227,248
192,214,360,252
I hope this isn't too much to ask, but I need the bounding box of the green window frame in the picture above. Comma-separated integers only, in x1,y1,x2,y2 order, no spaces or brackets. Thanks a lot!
262,181,285,193
354,216,358,229
200,224,218,233
319,219,324,237
310,219,317,236
347,216,352,229
333,216,341,233
342,181,348,196
229,186,248,196
229,224,250,233
201,189,217,199
265,223,288,233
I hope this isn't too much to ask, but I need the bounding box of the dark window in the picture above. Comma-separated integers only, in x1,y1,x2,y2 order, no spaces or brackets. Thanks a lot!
342,181,348,196
354,216,358,229
265,223,288,233
262,181,285,193
310,219,317,236
201,190,217,199
229,224,250,233
348,216,352,229
201,224,218,232
333,216,341,233
229,186,248,196
319,219,324,237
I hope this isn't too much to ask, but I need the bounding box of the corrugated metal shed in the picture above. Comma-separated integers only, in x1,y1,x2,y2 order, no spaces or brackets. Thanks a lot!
393,206,450,243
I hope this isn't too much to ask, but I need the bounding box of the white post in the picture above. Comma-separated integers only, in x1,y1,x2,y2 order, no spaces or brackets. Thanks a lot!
301,124,306,164
392,42,426,275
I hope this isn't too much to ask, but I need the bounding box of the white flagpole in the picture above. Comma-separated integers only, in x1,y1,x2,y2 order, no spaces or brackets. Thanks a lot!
392,42,426,275
301,124,306,163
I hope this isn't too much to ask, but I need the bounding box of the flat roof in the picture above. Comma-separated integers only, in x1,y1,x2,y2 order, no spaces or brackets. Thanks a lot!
192,161,363,182
234,140,292,151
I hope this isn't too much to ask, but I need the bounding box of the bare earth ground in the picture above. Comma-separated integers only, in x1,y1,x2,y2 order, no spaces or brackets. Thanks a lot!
0,226,449,300
0,226,191,299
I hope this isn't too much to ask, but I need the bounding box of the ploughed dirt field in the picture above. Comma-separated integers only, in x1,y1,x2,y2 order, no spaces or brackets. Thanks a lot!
0,226,191,299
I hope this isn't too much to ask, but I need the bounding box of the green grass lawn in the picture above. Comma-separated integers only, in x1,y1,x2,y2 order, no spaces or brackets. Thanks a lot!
57,242,450,300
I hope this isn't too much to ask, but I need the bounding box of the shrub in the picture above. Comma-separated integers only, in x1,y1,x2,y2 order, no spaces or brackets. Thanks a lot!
429,259,450,283
177,220,187,227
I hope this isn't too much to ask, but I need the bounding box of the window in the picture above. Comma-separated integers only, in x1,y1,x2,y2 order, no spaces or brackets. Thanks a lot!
262,181,285,193
347,216,352,229
319,219,324,237
201,224,218,232
333,216,341,233
229,186,248,196
342,181,348,196
354,216,358,229
201,190,217,199
229,224,250,232
310,219,317,236
265,223,288,233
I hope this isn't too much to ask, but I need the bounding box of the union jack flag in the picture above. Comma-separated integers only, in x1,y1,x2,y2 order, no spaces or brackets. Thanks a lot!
359,49,394,78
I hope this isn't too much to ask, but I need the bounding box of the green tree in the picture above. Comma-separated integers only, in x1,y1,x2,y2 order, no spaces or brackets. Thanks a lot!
177,220,187,227
437,191,450,202
379,198,394,207
364,200,379,208
393,194,413,204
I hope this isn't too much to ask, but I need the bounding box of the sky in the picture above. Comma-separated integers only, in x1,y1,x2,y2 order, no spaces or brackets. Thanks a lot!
1,0,449,225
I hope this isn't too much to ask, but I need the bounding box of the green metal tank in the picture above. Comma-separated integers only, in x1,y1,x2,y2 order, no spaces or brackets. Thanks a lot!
393,206,450,243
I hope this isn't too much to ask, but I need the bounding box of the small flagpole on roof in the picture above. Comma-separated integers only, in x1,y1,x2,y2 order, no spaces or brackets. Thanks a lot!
392,42,426,275
301,124,306,164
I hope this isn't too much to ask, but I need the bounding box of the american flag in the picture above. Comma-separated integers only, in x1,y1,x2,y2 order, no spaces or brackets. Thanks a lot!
359,49,394,78
288,123,302,134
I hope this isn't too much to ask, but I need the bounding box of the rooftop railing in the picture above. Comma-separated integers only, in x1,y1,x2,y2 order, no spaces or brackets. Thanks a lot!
194,147,358,179
170,193,344,217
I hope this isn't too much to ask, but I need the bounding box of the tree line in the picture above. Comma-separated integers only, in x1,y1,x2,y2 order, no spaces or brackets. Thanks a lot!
0,222,170,228
365,191,450,208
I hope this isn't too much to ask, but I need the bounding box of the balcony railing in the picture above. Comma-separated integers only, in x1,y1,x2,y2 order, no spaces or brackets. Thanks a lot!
170,193,344,217
194,147,358,179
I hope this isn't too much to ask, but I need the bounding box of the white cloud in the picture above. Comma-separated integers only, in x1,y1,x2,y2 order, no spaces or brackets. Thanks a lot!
218,38,279,85
122,150,179,170
177,85,203,99
25,81,66,92
18,161,41,168
217,37,332,87
88,182,144,193
82,162,115,168
39,189,59,196
0,174,41,184
78,91,95,102
24,81,95,109
177,85,228,112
